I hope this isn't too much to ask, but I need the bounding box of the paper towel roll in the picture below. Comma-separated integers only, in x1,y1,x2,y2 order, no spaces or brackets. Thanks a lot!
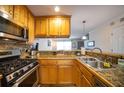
81,47,85,55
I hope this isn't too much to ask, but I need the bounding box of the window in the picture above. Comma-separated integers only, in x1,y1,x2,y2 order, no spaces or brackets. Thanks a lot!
56,41,72,50
87,41,95,47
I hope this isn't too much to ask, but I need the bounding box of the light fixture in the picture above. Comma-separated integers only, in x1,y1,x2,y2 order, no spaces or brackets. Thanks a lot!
54,6,60,12
82,36,87,40
82,20,88,40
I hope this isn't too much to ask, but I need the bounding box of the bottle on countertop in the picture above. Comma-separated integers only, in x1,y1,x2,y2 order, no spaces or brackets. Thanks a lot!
35,43,39,51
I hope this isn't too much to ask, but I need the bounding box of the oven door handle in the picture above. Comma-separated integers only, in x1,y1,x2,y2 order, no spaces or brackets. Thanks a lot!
12,65,39,87
13,82,19,87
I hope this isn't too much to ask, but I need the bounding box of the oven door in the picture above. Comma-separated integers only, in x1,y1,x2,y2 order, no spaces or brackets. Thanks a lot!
12,65,39,87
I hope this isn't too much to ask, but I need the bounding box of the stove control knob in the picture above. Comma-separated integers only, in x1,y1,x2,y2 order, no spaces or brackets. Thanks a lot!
28,66,31,69
19,70,24,74
13,73,19,78
8,75,12,80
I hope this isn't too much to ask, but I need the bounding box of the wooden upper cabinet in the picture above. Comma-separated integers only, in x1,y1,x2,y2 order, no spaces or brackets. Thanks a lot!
20,6,28,27
35,17,48,37
8,6,14,18
13,5,28,27
41,17,49,36
0,5,14,18
48,17,60,36
28,11,34,44
57,17,70,36
13,5,20,22
23,6,28,27
35,16,71,38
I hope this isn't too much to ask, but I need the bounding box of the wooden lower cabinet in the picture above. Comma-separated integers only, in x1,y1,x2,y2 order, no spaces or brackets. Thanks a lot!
38,59,73,85
39,66,57,84
38,59,95,86
58,65,73,84
73,60,93,87
48,66,57,84
39,66,49,84
80,74,92,87
72,65,81,86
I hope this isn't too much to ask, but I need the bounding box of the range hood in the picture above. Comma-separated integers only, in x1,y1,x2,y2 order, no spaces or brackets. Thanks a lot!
0,10,28,41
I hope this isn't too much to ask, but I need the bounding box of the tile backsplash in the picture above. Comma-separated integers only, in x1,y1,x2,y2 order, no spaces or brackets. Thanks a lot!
0,41,30,50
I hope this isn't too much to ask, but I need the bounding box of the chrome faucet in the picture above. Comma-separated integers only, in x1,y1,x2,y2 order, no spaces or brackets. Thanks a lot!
91,47,102,54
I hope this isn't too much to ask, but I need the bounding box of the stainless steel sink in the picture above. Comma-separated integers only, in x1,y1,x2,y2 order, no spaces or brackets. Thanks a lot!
78,56,113,70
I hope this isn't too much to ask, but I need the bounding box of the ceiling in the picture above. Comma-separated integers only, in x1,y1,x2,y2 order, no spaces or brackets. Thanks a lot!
27,5,124,39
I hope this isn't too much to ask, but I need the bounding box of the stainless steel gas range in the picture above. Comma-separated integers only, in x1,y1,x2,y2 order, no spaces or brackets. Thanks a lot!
0,50,39,87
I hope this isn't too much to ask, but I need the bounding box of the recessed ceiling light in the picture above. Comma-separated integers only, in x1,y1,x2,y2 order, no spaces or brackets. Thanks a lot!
54,6,60,12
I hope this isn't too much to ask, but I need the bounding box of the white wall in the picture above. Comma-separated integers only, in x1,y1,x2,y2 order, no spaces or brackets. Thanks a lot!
34,38,53,51
86,14,124,53
88,25,112,52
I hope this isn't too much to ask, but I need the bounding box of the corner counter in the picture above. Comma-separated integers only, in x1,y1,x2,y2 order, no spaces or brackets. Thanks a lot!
22,55,123,87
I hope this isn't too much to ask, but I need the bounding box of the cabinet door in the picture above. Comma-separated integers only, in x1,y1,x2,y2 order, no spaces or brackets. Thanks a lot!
60,18,70,37
14,5,20,22
14,5,28,26
28,12,34,44
79,64,93,85
35,17,42,37
48,18,59,36
72,65,81,86
19,6,25,25
48,66,57,84
9,5,14,18
40,17,48,36
39,66,49,84
80,74,92,87
58,65,73,84
23,6,28,27
19,6,28,26
39,65,57,84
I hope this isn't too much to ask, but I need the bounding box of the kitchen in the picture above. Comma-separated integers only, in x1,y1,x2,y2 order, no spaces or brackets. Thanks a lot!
0,5,124,88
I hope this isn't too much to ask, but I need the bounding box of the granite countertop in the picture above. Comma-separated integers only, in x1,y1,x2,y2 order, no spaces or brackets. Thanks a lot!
97,67,124,87
76,58,124,87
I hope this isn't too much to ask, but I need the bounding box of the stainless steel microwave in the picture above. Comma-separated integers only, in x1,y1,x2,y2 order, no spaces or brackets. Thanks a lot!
0,10,28,41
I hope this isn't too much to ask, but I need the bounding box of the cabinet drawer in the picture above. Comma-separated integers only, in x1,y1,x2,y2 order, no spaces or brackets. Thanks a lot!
47,60,57,65
39,60,57,65
57,60,73,65
39,60,48,65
